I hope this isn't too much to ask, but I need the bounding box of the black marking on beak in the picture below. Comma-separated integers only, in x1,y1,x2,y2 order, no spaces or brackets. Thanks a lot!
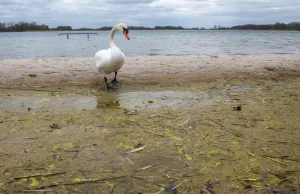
123,28,129,34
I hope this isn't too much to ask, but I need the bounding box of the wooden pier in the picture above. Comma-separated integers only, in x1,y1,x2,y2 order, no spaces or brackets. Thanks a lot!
58,33,98,39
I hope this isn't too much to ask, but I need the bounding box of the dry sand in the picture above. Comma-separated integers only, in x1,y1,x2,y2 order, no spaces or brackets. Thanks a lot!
1,54,300,87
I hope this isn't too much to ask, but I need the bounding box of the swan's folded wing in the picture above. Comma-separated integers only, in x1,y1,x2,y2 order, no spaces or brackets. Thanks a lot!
94,48,111,69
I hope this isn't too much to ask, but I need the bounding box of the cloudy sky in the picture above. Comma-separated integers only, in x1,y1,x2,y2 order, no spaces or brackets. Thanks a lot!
1,0,300,28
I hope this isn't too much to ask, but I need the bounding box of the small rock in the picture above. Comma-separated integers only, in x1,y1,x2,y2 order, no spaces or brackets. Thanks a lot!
124,109,137,115
3,169,10,175
134,142,143,149
165,185,178,194
52,154,60,159
50,123,61,129
233,105,242,111
200,181,215,194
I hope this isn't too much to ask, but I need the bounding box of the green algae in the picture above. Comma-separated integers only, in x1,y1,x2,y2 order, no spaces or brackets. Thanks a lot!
1,77,300,193
28,74,37,78
29,177,39,187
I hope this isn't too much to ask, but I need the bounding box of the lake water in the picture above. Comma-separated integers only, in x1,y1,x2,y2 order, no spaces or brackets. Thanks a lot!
1,30,300,59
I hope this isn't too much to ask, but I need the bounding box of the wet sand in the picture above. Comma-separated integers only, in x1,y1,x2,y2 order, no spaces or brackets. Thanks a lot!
1,55,300,193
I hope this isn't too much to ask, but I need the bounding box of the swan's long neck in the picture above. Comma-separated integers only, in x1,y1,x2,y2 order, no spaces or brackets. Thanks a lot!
109,27,118,48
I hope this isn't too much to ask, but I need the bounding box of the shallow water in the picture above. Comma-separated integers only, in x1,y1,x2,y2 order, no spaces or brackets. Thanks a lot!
0,90,214,111
1,30,300,59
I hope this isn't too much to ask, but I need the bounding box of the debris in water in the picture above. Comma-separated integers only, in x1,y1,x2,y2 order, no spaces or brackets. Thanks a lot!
25,137,37,139
28,74,37,78
126,146,146,153
179,117,190,126
200,181,215,194
165,185,178,194
124,109,137,115
137,165,152,171
234,105,242,111
3,169,10,174
125,157,134,165
52,154,60,160
134,142,144,149
50,123,61,129
188,122,196,128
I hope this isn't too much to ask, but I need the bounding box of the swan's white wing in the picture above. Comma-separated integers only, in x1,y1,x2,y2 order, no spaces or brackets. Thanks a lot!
94,48,112,74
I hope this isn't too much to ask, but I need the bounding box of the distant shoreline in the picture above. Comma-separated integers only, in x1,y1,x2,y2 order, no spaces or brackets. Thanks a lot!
2,29,300,33
1,21,300,32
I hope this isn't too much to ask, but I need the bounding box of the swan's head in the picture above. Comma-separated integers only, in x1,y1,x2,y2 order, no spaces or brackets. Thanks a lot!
115,23,130,40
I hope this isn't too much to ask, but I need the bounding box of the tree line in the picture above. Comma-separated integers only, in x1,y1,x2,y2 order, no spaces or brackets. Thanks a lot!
99,26,184,30
231,22,300,31
0,22,49,32
1,21,300,32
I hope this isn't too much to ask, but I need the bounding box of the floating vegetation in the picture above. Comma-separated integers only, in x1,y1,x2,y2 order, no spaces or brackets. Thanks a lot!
28,74,37,78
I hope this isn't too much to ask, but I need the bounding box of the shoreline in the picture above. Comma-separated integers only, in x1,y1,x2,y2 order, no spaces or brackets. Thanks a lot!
1,54,300,87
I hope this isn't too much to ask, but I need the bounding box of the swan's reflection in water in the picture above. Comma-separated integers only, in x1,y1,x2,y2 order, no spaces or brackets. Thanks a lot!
97,91,211,110
96,94,120,109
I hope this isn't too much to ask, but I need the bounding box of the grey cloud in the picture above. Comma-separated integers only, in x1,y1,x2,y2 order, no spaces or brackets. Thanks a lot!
105,0,156,4
1,0,300,28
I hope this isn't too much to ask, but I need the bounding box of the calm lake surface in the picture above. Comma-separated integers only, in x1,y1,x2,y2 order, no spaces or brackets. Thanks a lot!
1,30,300,59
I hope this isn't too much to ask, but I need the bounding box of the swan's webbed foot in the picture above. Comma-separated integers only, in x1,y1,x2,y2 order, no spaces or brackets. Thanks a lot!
110,79,120,86
110,71,120,86
104,77,118,92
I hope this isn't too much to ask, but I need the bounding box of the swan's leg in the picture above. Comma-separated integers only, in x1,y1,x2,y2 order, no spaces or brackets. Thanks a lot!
104,77,117,92
110,72,120,86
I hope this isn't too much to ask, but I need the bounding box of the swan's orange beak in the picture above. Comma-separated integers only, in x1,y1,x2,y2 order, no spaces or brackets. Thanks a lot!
123,31,130,40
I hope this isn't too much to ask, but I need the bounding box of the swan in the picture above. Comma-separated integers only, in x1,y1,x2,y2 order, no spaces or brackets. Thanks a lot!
94,23,130,91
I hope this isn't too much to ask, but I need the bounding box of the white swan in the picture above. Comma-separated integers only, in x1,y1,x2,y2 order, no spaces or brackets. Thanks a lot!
94,23,130,91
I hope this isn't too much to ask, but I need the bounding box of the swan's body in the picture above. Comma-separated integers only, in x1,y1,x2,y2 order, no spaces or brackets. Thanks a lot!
95,47,125,74
94,23,130,91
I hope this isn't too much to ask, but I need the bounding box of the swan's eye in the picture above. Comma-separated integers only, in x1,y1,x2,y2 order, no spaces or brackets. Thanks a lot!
123,28,129,34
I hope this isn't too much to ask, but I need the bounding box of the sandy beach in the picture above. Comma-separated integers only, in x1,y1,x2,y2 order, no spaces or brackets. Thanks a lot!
1,54,300,193
1,54,300,87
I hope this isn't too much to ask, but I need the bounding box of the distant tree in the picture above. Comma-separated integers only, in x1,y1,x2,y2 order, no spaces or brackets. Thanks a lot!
55,26,72,31
154,26,184,30
273,22,285,30
0,22,4,31
287,22,300,30
128,26,152,30
99,26,112,30
40,24,49,31
74,28,97,31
